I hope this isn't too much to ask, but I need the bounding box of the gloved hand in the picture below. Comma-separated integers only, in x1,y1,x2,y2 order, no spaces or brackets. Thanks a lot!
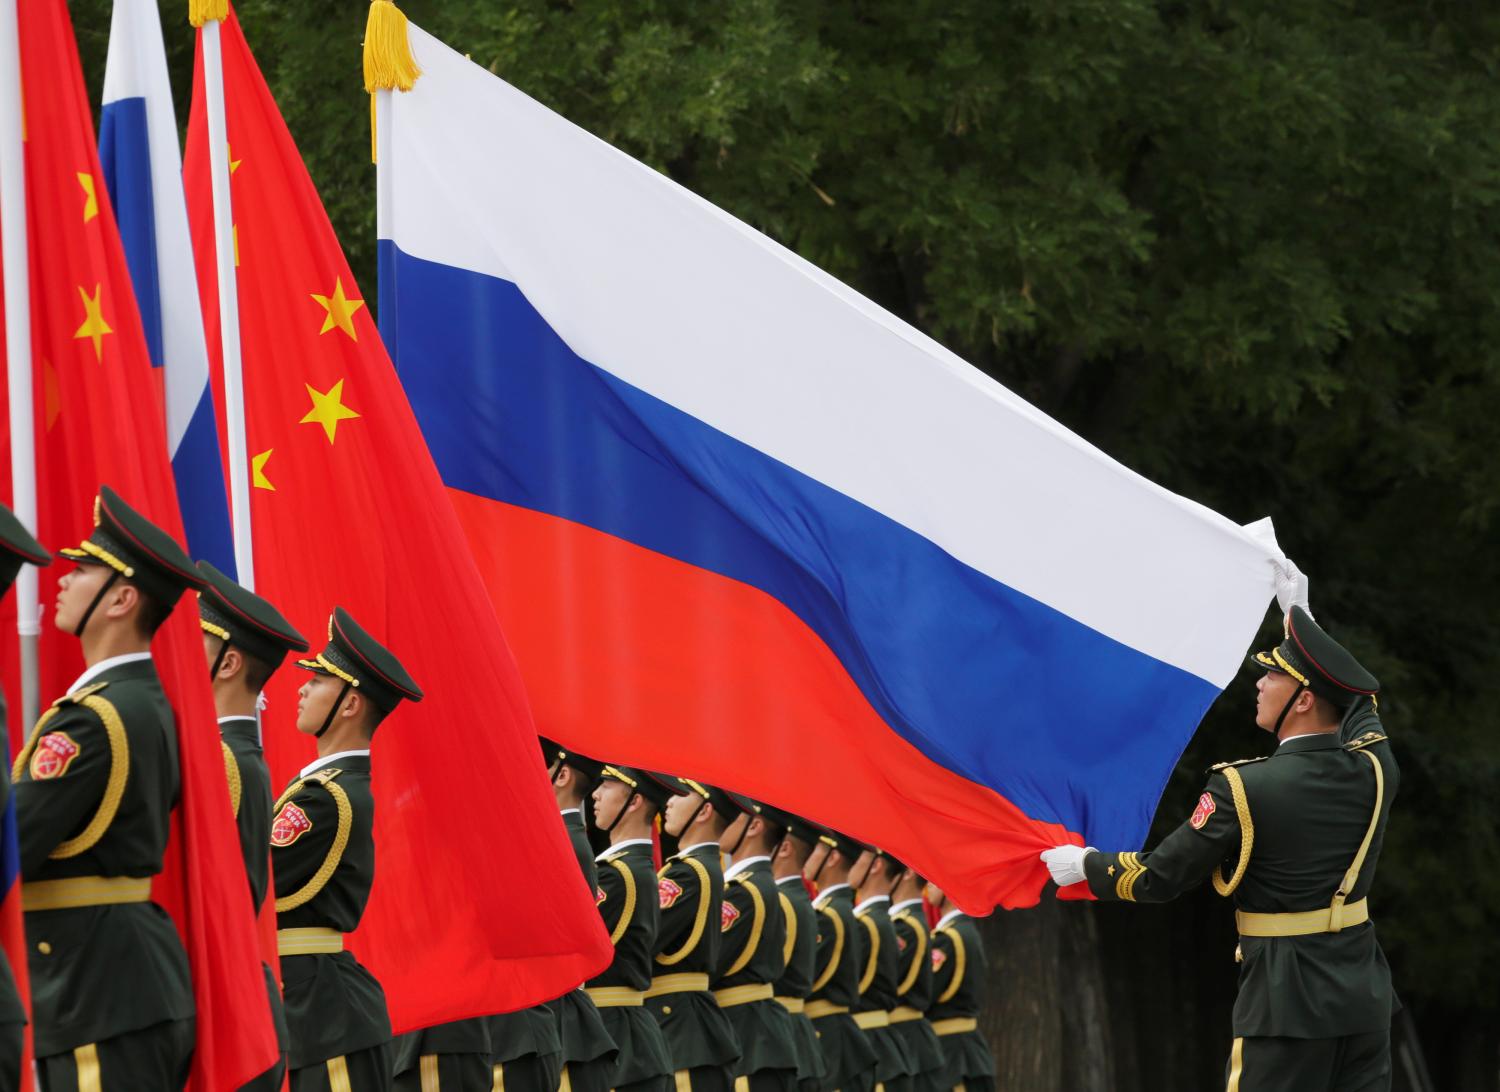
1040,844,1095,887
1273,557,1311,618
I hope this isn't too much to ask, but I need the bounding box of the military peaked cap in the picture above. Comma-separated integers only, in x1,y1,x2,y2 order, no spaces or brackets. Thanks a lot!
59,486,204,605
652,773,745,821
818,827,869,862
197,561,309,669
539,736,606,785
0,502,49,596
726,793,816,843
296,606,423,712
599,764,674,808
1248,605,1379,706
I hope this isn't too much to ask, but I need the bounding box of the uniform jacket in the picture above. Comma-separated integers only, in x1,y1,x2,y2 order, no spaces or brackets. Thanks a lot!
546,807,615,1069
714,857,798,1075
927,912,994,1087
1083,728,1399,1038
14,658,193,1056
773,875,826,1089
272,753,390,1068
888,898,944,1079
0,689,21,1030
809,884,876,1090
590,840,672,1086
853,896,916,1082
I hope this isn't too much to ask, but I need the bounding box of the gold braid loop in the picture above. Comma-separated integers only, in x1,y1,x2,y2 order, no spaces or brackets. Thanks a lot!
12,707,62,781
779,892,797,970
655,855,712,966
935,927,966,1005
274,779,354,912
857,913,880,993
894,913,927,997
48,695,130,859
605,858,637,946
809,905,845,994
1213,767,1255,897
722,876,766,979
223,742,243,819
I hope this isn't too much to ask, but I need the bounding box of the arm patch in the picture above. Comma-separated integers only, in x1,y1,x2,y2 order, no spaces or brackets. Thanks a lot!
29,732,80,780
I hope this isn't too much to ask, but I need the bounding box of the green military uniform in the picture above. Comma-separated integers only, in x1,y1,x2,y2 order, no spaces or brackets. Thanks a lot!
851,884,917,1092
17,487,200,1089
772,874,825,1092
197,560,309,1092
278,608,423,1092
394,1018,493,1092
921,911,992,1092
1081,607,1397,1092
0,504,52,1089
712,796,800,1092
885,899,943,1092
807,832,877,1092
587,766,673,1092
538,740,617,1092
640,775,741,1092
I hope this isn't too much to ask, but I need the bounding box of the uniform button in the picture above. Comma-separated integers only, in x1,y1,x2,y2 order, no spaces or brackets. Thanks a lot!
36,942,51,955
662,1005,672,1015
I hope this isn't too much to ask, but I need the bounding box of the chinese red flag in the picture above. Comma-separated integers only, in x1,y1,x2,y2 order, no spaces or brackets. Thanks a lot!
0,2,278,1087
184,8,611,1030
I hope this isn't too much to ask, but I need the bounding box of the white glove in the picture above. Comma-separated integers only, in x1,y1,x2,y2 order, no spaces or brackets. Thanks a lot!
1040,844,1095,887
1273,557,1311,618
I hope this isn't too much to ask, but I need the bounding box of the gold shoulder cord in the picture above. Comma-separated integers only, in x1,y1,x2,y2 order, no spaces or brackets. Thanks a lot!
1213,767,1255,897
779,892,797,969
606,858,637,946
894,914,927,997
857,914,880,993
935,927,966,1005
809,906,845,994
11,695,133,860
655,855,712,966
222,742,243,819
274,779,354,912
722,877,766,978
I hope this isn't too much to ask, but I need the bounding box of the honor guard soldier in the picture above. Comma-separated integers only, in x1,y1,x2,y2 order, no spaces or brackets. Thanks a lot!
197,560,309,1091
769,814,827,1092
919,886,993,1092
17,487,200,1088
885,869,944,1092
713,794,800,1092
643,774,743,1092
848,848,918,1092
1043,606,1398,1092
587,765,674,1092
0,504,50,1088
803,830,877,1092
277,608,423,1092
538,739,618,1092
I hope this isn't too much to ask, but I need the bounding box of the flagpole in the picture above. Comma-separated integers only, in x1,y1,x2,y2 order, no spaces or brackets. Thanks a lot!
0,0,40,731
195,6,254,590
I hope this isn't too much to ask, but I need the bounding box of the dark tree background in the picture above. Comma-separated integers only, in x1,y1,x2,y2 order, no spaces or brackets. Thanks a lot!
71,1,1500,1086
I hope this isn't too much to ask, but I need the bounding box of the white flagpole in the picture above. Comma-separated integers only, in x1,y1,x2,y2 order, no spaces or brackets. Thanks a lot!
0,0,40,730
198,14,254,591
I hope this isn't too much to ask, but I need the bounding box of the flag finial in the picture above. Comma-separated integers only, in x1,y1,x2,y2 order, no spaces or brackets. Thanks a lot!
363,1,421,93
188,0,229,28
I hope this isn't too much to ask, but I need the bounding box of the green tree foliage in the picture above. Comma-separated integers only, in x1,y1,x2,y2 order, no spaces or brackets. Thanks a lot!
72,0,1499,1057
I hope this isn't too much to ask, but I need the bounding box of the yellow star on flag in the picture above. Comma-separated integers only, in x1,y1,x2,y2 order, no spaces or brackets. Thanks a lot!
252,449,275,491
228,143,242,174
77,172,98,222
299,380,360,443
310,278,364,341
73,284,113,362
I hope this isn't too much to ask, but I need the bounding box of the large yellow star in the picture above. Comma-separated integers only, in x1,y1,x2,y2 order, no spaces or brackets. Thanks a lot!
310,277,365,341
299,380,360,444
73,284,113,362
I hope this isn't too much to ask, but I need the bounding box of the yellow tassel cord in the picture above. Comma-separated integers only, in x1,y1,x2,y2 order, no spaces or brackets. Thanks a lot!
363,0,422,163
188,0,229,28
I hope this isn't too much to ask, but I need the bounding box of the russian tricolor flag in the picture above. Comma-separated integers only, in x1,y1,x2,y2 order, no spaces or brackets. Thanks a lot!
377,23,1286,909
99,0,235,576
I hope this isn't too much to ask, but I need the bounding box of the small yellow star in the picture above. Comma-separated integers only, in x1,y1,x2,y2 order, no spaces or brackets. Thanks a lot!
299,380,360,444
228,143,242,174
310,277,365,341
73,284,113,362
1106,864,1116,877
251,449,275,491
76,172,97,222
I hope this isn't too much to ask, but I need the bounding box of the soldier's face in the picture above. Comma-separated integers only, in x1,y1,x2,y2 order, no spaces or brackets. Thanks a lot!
663,792,701,838
593,778,630,829
804,841,830,881
1254,670,1298,731
53,563,111,632
848,849,875,889
296,673,342,735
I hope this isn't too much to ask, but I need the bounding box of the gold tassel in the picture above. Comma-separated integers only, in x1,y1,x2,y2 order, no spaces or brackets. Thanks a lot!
188,0,229,28
363,1,421,93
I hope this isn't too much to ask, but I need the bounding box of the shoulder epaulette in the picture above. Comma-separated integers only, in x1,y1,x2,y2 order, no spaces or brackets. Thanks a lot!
1345,731,1388,752
308,767,343,784
1210,755,1268,772
54,681,109,706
